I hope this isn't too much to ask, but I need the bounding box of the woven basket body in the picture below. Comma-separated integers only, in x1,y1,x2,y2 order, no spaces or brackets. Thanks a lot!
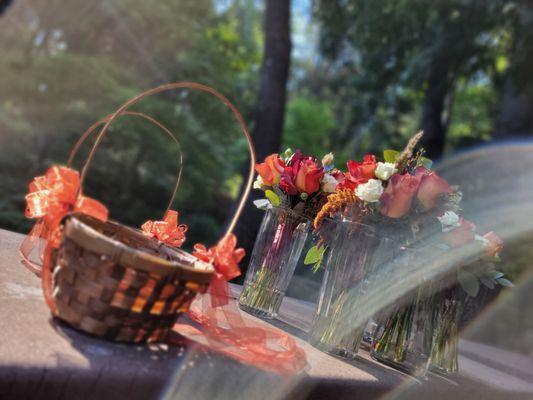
49,214,213,343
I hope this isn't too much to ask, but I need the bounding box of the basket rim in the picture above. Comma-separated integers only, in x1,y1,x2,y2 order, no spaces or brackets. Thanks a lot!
62,214,214,284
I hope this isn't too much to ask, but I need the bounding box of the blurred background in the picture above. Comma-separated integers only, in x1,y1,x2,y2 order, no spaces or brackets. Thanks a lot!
0,0,531,262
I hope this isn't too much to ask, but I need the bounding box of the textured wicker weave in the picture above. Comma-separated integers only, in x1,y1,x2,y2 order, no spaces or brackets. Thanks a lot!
49,213,213,343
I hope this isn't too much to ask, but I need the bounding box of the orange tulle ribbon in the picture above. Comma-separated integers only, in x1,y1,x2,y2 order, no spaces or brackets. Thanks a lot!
141,210,187,247
172,234,308,375
19,165,108,275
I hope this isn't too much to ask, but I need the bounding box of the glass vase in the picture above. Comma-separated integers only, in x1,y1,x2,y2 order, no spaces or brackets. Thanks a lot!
429,285,464,374
239,206,310,319
308,219,380,359
370,284,435,377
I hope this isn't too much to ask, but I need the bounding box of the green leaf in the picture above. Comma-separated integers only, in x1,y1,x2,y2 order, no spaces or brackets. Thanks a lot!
265,190,280,206
383,149,399,163
458,269,480,297
304,245,325,265
480,276,495,289
496,277,514,287
491,271,504,279
419,157,433,169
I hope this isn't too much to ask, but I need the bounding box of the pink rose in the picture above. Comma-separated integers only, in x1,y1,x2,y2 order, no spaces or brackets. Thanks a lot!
416,168,452,210
380,172,423,218
443,218,476,247
483,231,503,256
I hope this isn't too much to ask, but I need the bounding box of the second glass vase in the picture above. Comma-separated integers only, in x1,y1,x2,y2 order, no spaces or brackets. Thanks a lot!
370,285,435,377
308,219,379,359
239,206,310,319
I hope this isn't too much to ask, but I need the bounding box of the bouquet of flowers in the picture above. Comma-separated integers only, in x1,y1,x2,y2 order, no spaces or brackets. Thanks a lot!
310,132,509,293
305,132,511,372
253,148,340,215
239,149,341,318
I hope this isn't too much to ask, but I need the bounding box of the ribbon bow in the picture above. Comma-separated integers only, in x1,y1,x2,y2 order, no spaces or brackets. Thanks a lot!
20,165,108,275
193,234,244,307
176,234,308,375
141,210,187,247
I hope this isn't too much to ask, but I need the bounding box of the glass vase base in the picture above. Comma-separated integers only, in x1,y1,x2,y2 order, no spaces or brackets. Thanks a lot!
370,351,429,377
429,364,458,375
311,342,359,360
238,302,279,319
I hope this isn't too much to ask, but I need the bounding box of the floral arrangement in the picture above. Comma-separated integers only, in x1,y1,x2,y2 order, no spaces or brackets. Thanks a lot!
253,149,341,217
307,132,511,296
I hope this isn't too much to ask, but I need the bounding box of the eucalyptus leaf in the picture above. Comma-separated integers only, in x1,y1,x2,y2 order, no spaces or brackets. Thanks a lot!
458,269,480,297
480,276,495,289
491,271,504,279
497,277,514,287
383,149,400,163
265,189,281,206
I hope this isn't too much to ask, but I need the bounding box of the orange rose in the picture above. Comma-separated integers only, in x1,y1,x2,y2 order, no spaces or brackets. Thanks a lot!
255,154,285,186
483,231,503,256
443,218,476,247
295,159,324,194
417,168,451,210
380,172,423,218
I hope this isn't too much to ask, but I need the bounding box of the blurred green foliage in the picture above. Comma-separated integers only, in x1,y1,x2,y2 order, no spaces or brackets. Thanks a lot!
0,0,530,247
0,0,261,247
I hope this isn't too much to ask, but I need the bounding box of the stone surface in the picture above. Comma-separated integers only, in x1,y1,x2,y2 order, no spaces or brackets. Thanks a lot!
1,228,532,399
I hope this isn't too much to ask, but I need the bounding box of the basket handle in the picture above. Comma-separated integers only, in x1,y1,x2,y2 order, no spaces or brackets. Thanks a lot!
67,111,184,213
79,82,256,240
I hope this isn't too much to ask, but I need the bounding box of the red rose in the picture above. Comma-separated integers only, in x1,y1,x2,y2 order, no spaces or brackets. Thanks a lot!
338,154,377,189
255,154,285,186
380,172,423,218
279,173,298,195
443,218,476,247
295,159,324,194
416,168,452,210
279,151,324,195
483,231,503,256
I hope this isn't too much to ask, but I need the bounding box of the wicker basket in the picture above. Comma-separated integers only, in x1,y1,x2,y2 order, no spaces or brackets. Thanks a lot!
37,82,256,344
50,213,213,343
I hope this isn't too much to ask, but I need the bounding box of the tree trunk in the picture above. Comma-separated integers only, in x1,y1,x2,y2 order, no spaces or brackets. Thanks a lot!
0,0,13,16
232,0,292,274
495,2,533,139
420,57,451,160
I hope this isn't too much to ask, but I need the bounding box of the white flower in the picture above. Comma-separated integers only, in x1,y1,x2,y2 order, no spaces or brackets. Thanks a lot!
355,179,383,203
321,174,338,193
437,211,460,232
253,175,265,189
375,162,397,181
321,152,334,166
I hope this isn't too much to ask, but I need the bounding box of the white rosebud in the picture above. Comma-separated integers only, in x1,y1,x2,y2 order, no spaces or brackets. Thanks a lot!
253,175,265,189
321,152,334,167
375,162,397,181
355,179,383,203
437,211,460,232
321,174,338,193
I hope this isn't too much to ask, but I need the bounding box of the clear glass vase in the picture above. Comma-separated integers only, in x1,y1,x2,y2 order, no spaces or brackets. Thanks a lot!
370,284,435,377
239,206,310,319
429,285,464,374
308,219,380,359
